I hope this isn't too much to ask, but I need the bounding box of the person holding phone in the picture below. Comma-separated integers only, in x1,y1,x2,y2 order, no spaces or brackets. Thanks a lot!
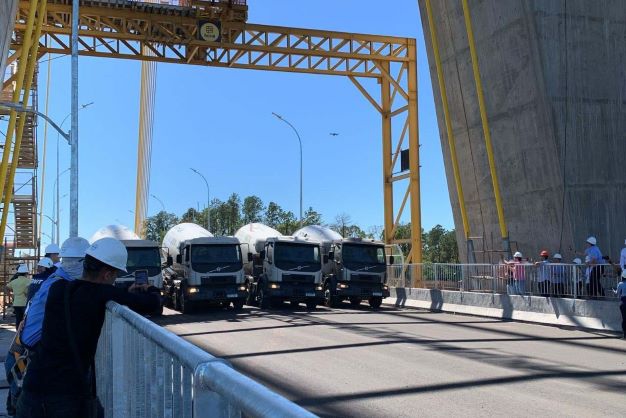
16,238,160,418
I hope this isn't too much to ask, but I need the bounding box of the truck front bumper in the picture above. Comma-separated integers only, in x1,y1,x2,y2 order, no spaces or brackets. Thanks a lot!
335,282,390,298
266,283,324,301
187,284,248,302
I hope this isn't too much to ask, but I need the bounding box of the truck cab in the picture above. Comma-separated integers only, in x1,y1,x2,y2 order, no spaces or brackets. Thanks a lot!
249,237,324,309
163,236,247,313
115,239,163,289
324,237,390,308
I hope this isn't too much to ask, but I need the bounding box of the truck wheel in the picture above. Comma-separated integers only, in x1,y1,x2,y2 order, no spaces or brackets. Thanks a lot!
369,296,382,309
232,300,244,311
305,300,317,310
349,297,362,307
173,289,181,311
180,291,195,314
325,286,339,308
154,302,164,316
259,288,270,309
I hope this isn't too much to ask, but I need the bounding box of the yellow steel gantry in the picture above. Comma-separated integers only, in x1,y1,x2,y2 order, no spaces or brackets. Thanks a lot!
8,0,423,262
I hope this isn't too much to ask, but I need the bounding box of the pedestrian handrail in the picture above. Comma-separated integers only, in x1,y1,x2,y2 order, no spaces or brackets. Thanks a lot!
96,301,317,418
387,263,620,300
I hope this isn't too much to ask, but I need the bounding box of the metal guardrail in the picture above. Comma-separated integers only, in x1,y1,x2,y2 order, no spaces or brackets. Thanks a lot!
387,263,621,300
96,301,317,418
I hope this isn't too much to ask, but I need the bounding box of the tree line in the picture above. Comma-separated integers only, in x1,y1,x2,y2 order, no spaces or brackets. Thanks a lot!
144,193,459,263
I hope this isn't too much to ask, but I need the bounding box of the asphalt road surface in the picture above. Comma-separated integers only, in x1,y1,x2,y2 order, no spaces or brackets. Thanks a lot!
154,304,626,417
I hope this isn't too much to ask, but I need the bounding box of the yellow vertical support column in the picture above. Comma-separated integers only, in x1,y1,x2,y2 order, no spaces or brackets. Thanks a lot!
0,0,38,203
424,0,470,239
0,0,47,241
381,63,394,245
461,0,509,252
407,40,422,269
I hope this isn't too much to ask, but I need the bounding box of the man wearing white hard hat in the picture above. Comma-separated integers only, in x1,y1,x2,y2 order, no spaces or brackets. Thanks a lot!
43,243,61,267
16,238,160,417
27,258,56,302
584,236,604,298
505,252,527,295
6,265,31,328
20,237,91,349
550,253,565,297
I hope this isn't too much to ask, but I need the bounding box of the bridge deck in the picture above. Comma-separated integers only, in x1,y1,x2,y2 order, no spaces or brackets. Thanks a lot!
156,305,625,418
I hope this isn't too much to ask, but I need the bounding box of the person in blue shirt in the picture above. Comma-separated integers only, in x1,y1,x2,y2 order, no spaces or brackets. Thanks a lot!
21,237,90,348
584,236,604,298
26,258,56,302
616,271,626,339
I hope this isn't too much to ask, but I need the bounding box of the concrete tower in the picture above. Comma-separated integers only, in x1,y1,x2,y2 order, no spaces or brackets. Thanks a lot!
418,0,626,262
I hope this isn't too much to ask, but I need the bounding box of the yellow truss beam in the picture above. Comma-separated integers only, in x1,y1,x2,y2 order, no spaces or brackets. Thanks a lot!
9,0,422,260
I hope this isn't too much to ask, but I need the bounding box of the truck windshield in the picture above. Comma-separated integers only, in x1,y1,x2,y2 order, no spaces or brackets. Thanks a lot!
274,243,320,271
191,244,242,273
124,247,161,277
342,244,386,265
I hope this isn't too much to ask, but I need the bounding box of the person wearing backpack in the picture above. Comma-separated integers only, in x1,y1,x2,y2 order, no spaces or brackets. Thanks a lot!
16,238,160,418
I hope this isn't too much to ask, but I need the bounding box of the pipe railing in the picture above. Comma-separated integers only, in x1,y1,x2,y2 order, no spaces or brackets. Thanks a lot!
96,301,317,418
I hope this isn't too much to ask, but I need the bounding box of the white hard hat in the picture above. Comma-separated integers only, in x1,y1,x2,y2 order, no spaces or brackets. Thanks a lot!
586,236,597,245
572,258,582,265
44,243,61,254
17,264,29,273
513,251,523,258
553,253,562,260
85,237,128,272
37,257,54,268
60,237,90,258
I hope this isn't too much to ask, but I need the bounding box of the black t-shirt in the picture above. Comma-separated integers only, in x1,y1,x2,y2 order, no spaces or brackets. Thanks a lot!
23,279,160,396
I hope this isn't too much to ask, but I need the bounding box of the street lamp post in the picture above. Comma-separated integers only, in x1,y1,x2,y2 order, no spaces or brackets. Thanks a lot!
189,168,210,232
53,168,70,243
272,112,303,226
151,194,166,213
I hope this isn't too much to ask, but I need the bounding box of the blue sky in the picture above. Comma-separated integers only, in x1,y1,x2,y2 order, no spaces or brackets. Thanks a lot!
32,0,453,245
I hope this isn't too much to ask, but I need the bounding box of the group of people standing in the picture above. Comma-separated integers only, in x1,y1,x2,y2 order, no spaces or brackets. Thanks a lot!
504,236,624,299
4,236,161,418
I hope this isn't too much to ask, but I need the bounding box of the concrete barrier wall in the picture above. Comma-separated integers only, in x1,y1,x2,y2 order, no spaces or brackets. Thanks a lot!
388,287,622,332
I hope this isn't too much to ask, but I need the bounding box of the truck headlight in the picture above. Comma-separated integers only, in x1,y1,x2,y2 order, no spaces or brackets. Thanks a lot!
338,283,349,289
316,285,323,291
269,283,280,289
187,287,199,294
238,285,247,291
383,285,389,290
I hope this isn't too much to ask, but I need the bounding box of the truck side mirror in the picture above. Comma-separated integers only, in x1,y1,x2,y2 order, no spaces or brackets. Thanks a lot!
323,255,329,264
328,251,334,261
389,255,395,265
175,254,182,264
167,256,173,266
260,250,266,260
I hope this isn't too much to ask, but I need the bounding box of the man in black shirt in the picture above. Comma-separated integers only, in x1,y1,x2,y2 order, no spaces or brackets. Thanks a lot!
16,237,160,418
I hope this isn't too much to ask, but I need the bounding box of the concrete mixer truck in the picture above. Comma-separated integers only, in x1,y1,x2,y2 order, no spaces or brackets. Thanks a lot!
90,224,164,297
293,225,391,308
235,223,324,309
161,223,247,313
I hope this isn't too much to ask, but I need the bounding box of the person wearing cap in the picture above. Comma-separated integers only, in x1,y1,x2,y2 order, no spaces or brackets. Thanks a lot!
43,243,61,267
550,253,565,297
27,258,56,302
584,236,604,298
20,237,91,349
16,238,160,418
534,250,551,296
572,258,585,297
506,252,527,295
616,271,626,339
6,265,31,328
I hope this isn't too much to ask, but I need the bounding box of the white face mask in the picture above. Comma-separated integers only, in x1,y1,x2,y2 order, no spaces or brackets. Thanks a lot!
61,258,84,280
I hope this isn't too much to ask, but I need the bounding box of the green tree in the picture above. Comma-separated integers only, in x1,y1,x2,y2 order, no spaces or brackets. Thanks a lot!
264,202,283,229
242,195,265,224
277,210,299,235
331,213,352,237
302,206,322,226
422,225,459,263
144,211,179,243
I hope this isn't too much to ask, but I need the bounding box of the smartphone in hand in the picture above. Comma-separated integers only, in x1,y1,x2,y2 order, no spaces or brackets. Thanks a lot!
134,269,149,286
